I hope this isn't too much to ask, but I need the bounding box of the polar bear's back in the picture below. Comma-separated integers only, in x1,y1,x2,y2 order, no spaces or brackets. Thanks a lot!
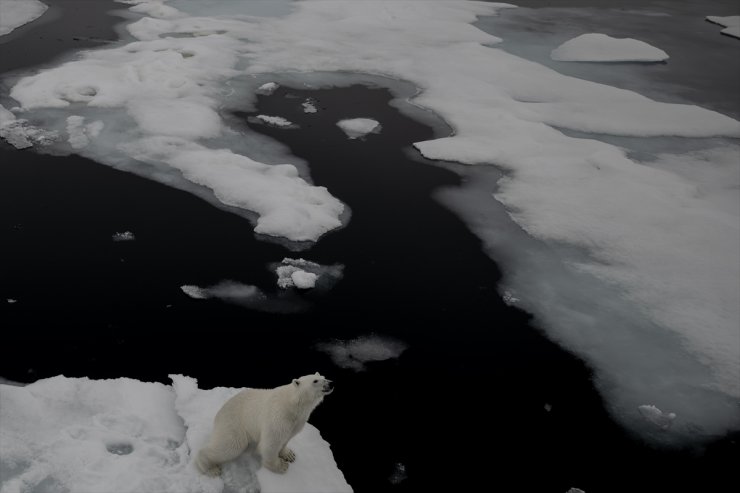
214,386,287,442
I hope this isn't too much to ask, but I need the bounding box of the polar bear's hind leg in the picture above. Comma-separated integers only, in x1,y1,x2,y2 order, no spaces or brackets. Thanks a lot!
196,427,249,476
279,447,296,463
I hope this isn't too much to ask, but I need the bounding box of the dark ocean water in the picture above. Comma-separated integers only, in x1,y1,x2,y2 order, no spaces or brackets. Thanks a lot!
1,1,737,492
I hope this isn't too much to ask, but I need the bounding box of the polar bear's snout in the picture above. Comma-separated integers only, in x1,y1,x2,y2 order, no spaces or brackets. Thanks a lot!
323,380,334,394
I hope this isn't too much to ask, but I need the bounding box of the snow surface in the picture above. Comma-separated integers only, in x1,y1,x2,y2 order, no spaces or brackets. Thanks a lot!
0,0,47,36
256,114,294,127
317,335,408,372
256,82,279,95
4,0,740,443
0,376,351,493
706,15,740,39
551,33,669,62
336,118,381,139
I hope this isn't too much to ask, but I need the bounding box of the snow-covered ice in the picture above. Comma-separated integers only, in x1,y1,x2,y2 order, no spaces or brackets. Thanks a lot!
256,82,279,95
302,99,318,113
255,114,294,127
0,375,351,493
66,115,104,149
112,230,136,242
336,118,381,139
551,33,669,62
0,104,57,149
638,404,677,430
706,15,740,39
275,258,343,290
317,335,408,372
0,0,47,36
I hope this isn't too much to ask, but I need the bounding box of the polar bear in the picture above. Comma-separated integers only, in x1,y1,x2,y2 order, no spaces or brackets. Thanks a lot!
196,373,333,476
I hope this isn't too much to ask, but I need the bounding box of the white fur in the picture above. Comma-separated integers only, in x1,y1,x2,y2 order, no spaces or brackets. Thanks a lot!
196,373,332,476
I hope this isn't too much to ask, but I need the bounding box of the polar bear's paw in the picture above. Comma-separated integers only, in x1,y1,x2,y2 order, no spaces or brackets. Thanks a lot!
279,448,296,463
265,458,290,474
202,463,222,477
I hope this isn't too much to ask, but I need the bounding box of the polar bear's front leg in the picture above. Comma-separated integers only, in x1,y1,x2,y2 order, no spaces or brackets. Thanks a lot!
279,447,296,463
259,437,290,474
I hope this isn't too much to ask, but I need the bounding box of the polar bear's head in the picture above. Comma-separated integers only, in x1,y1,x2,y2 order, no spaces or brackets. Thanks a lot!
292,372,333,402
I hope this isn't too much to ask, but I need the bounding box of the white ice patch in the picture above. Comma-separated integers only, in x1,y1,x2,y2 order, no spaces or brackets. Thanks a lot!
181,284,208,299
255,114,294,127
317,335,408,372
129,1,184,20
638,404,677,430
0,375,351,493
275,258,343,290
0,0,47,36
302,99,318,114
256,82,279,95
120,137,343,242
66,115,104,149
112,231,136,241
336,118,381,139
706,15,740,39
181,281,261,302
0,103,57,149
551,33,669,62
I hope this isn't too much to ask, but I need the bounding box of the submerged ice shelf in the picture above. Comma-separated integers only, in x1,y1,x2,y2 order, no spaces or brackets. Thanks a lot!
2,0,739,445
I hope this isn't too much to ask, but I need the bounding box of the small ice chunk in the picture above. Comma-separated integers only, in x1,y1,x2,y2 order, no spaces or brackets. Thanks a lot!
7,299,17,304
0,108,57,149
544,403,552,412
336,118,381,139
302,99,318,113
389,463,407,484
290,270,318,289
551,33,669,62
317,335,408,372
112,231,135,241
638,404,677,430
566,488,586,493
502,290,519,305
256,82,279,95
0,0,48,37
706,16,740,39
256,114,294,127
180,285,208,299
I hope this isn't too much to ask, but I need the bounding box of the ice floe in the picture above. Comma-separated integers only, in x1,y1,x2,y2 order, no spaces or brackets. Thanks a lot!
317,335,408,372
256,81,279,95
706,15,740,39
0,375,351,493
638,404,677,430
255,114,294,127
336,118,381,139
275,258,343,291
112,230,136,242
551,33,669,62
0,0,47,36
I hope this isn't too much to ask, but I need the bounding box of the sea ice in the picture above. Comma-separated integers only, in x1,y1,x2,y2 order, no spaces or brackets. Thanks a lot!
706,15,740,39
0,0,47,36
255,114,294,127
0,375,351,493
275,258,343,290
336,118,381,139
112,231,136,241
256,82,279,95
317,335,408,372
551,33,669,62
302,99,318,113
66,115,104,149
638,404,677,430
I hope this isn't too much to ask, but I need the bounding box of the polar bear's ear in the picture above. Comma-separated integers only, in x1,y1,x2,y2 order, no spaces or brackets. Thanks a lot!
293,379,299,386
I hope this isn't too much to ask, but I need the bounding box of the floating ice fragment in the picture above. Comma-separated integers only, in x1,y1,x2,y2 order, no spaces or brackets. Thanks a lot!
256,82,279,95
566,488,586,493
7,299,17,304
638,404,677,430
0,106,57,149
302,99,318,113
180,285,208,299
502,290,519,305
389,463,407,485
706,16,740,39
317,335,408,372
291,270,318,289
0,0,48,36
551,33,669,62
336,118,381,139
255,114,294,127
544,403,552,412
112,231,136,242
